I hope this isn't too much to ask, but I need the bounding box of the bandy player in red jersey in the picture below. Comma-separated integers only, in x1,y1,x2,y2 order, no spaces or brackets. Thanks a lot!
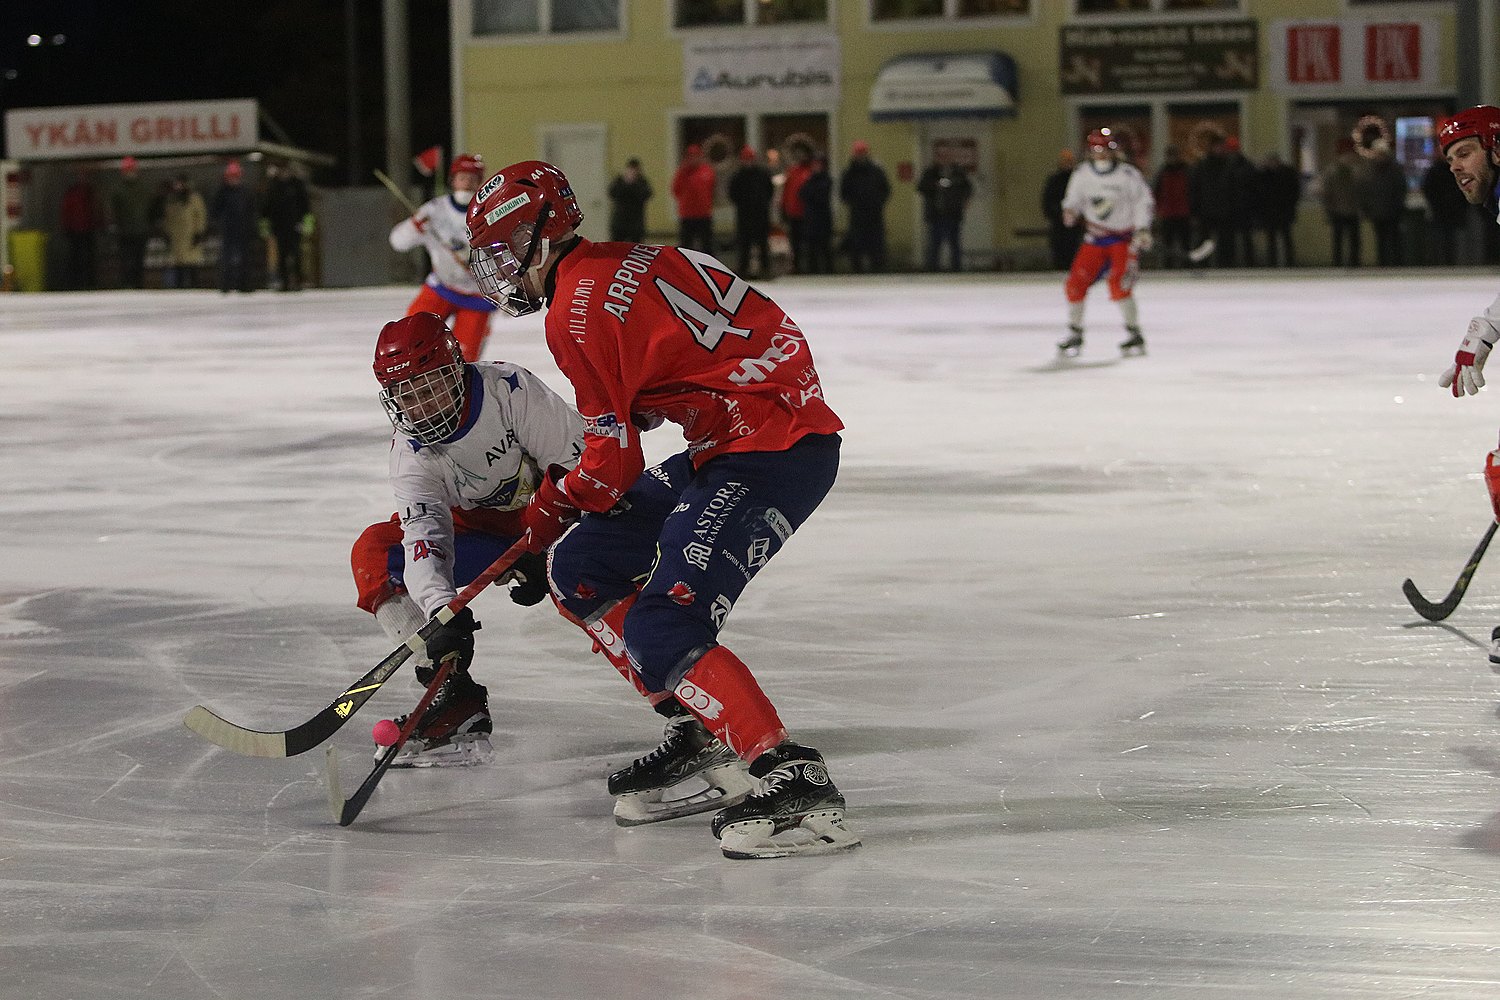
463,160,858,859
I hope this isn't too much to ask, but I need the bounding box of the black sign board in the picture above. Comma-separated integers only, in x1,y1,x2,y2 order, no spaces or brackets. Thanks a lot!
1059,20,1259,95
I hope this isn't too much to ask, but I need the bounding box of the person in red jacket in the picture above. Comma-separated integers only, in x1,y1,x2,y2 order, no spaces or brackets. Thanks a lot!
464,160,859,860
1151,145,1193,268
779,145,813,273
670,144,716,252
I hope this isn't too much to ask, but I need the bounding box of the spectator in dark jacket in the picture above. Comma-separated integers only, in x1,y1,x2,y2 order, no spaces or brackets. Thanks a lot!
1257,152,1301,267
109,156,153,289
916,145,972,271
1422,154,1471,265
1221,137,1260,266
839,140,891,273
210,160,258,293
1358,140,1409,266
263,163,310,291
1041,148,1080,271
727,146,774,278
607,158,652,243
60,168,103,290
1151,146,1192,268
1320,139,1365,267
800,155,834,274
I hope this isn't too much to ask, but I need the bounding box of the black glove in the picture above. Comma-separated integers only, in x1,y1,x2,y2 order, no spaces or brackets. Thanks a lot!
504,549,550,607
424,607,480,670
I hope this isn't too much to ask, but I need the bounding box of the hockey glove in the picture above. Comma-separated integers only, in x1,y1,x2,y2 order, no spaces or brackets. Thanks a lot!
1440,318,1498,397
1130,230,1154,254
1486,450,1500,523
519,466,581,553
425,606,480,670
500,549,550,607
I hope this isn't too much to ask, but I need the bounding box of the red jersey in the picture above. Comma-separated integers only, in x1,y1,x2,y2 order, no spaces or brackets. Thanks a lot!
544,239,844,513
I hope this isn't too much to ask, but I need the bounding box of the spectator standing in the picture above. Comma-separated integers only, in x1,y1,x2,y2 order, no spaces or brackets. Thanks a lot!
607,158,653,243
839,140,891,273
1189,131,1235,267
109,156,153,289
60,167,103,290
780,144,814,273
1422,153,1470,265
1221,137,1259,266
671,145,715,252
1257,151,1302,267
161,174,207,289
1358,140,1409,266
210,160,258,293
263,163,310,291
727,146,774,278
800,154,834,274
1042,148,1081,270
1151,145,1192,268
1320,138,1364,267
916,145,972,271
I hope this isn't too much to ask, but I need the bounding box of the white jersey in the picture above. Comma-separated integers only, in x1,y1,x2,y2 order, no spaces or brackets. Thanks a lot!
391,362,585,615
390,193,483,296
1060,161,1154,243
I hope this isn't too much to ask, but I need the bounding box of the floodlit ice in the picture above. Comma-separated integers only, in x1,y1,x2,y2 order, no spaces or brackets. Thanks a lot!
6,271,1500,998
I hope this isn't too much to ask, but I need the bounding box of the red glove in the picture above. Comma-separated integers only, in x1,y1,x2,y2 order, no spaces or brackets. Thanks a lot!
1486,450,1500,522
519,466,580,553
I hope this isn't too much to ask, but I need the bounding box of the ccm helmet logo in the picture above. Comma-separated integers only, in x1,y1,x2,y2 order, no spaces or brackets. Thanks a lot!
485,192,531,226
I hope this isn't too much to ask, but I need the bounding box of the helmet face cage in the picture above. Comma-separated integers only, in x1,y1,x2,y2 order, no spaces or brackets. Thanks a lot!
379,362,467,444
470,233,545,317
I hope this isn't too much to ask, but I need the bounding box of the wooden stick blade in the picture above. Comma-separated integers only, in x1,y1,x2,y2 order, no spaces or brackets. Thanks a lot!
183,705,290,758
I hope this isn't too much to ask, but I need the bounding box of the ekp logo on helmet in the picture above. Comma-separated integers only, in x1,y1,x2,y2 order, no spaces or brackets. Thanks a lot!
485,192,531,227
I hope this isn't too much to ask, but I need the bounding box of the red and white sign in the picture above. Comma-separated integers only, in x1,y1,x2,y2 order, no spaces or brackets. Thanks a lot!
1270,18,1437,95
4,99,259,161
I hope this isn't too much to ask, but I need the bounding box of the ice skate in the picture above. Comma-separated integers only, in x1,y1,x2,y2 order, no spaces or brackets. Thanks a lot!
1057,325,1084,358
609,717,754,826
1120,326,1146,356
379,669,494,768
710,741,860,859
1489,626,1500,667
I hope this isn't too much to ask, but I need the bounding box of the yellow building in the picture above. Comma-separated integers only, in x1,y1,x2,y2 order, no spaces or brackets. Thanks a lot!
454,1,1489,269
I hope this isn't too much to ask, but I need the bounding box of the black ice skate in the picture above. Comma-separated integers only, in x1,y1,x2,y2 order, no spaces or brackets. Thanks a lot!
1120,326,1146,356
380,669,493,768
1057,325,1084,357
1489,626,1500,666
710,741,860,859
608,717,754,826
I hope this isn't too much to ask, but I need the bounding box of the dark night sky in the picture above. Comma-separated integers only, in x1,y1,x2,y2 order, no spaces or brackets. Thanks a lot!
0,0,451,184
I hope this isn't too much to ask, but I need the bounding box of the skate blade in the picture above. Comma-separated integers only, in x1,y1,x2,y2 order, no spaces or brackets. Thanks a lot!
383,734,494,769
613,763,755,826
718,808,861,860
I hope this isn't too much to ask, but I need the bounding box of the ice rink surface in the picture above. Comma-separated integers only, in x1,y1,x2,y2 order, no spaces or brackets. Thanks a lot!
6,270,1500,998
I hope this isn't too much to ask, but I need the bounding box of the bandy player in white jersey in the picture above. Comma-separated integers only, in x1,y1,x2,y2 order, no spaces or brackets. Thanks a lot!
1057,127,1155,358
389,154,498,362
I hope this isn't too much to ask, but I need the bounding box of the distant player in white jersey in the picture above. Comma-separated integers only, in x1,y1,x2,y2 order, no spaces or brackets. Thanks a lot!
389,154,497,362
350,312,584,765
1431,106,1500,662
1057,128,1155,358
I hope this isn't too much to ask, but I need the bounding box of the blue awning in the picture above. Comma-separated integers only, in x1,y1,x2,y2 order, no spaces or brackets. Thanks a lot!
869,52,1018,121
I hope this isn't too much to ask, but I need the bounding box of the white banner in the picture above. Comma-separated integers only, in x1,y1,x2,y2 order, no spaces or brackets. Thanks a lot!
4,99,259,161
684,32,839,111
1268,18,1439,96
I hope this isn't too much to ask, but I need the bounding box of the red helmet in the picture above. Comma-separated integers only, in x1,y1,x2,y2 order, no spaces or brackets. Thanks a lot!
1086,128,1119,152
466,160,584,316
449,152,484,181
1437,105,1500,155
374,312,468,445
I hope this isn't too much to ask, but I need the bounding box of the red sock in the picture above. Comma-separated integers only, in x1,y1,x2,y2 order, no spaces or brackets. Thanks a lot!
674,646,786,759
554,594,672,707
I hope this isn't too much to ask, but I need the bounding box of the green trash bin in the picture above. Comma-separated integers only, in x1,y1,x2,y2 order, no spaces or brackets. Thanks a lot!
7,229,47,292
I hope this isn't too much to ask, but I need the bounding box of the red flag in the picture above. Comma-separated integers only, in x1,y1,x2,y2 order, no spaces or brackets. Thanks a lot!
413,145,442,178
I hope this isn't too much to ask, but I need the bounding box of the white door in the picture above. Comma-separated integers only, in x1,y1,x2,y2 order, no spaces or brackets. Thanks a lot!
915,119,995,271
540,124,609,241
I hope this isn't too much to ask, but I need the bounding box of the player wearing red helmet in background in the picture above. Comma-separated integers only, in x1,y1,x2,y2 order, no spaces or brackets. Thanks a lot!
390,154,497,362
1057,127,1155,358
1432,105,1500,662
464,160,859,859
350,311,584,766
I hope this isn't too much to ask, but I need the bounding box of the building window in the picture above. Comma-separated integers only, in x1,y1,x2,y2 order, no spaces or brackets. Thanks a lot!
473,0,621,36
1074,0,1238,12
676,0,828,28
872,0,1030,18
